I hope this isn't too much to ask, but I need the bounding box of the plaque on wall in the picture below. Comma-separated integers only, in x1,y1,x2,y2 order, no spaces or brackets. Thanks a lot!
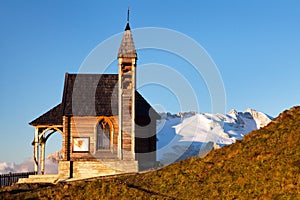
73,137,89,152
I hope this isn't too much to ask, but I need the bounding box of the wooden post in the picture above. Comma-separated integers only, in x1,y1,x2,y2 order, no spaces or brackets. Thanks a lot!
33,127,39,173
118,58,123,160
131,58,136,159
40,139,45,175
67,117,71,161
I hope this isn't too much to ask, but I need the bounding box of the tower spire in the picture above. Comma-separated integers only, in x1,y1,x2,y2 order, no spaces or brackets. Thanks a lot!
117,9,137,160
118,8,136,58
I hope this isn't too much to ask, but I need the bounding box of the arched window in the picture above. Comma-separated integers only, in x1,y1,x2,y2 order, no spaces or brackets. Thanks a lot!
96,119,110,150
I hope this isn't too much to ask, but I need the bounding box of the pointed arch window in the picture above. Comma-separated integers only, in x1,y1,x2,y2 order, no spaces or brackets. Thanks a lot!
96,119,111,150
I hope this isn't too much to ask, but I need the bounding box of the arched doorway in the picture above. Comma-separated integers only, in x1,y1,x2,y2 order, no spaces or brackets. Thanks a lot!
44,131,62,174
96,119,112,151
34,126,63,174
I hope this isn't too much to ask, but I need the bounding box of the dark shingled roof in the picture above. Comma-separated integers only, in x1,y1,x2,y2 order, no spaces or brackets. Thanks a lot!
118,22,137,59
62,73,119,116
29,104,63,126
30,73,160,126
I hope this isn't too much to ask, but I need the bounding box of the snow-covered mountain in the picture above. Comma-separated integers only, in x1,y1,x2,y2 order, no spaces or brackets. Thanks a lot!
157,109,273,165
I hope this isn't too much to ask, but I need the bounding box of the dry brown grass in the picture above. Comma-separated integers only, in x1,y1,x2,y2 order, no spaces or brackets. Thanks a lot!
1,106,300,199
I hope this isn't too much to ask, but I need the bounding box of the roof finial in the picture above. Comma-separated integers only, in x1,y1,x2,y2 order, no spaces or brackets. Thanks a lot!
127,7,130,23
125,7,131,31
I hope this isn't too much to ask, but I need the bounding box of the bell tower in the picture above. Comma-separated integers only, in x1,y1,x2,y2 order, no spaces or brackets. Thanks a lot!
117,9,137,160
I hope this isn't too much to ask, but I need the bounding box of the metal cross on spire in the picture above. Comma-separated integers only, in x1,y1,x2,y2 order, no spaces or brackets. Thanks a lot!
127,7,130,23
124,7,131,31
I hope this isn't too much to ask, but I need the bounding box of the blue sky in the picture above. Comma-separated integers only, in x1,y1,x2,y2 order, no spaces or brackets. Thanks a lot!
0,1,299,163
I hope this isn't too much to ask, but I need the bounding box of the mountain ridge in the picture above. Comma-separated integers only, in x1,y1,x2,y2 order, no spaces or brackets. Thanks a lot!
158,108,272,165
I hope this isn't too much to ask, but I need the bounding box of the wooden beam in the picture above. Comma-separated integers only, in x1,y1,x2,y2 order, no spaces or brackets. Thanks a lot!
118,58,123,160
44,130,56,142
40,140,45,175
33,127,39,173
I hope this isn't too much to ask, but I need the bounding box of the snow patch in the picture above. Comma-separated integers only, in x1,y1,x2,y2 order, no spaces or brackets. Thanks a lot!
157,109,272,165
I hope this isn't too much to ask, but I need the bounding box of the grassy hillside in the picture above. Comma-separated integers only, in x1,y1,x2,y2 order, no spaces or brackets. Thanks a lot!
1,106,300,199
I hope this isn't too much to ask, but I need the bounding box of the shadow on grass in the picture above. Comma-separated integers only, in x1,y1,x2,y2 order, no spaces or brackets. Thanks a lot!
0,183,54,198
127,183,176,199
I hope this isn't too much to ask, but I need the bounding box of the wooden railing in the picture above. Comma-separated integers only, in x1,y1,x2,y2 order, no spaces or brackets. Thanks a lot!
0,171,37,186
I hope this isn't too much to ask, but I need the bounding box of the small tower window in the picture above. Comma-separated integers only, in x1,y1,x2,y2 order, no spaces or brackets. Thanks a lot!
121,63,133,89
121,63,132,75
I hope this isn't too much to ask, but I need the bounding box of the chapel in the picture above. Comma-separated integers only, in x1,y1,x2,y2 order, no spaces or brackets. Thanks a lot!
28,18,159,179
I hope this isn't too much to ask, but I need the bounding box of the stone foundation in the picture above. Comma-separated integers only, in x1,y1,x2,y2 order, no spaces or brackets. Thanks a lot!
58,160,138,179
